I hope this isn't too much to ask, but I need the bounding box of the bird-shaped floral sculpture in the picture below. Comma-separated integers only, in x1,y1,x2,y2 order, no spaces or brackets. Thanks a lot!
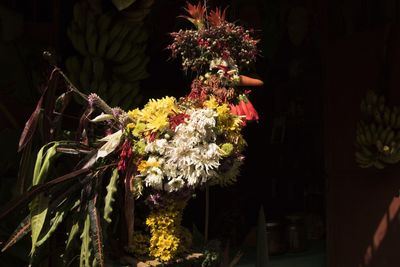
0,1,263,266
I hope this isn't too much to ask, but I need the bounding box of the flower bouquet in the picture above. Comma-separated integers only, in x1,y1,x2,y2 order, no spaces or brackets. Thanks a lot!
0,1,263,266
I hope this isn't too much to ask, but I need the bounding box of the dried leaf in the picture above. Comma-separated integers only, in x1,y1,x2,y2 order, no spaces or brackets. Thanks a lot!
103,168,119,223
1,215,31,252
18,96,43,152
90,113,114,123
96,130,122,160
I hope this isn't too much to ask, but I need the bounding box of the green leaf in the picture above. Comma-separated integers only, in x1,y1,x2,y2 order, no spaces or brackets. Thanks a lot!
66,220,80,251
29,142,60,255
80,215,91,267
104,168,119,223
111,0,137,11
36,200,80,247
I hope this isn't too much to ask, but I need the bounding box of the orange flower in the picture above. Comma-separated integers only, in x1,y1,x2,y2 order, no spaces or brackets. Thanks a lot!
180,1,206,29
208,6,227,26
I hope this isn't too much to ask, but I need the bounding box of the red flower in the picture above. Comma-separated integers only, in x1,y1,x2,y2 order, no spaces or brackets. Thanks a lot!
118,140,133,172
169,112,190,131
230,94,259,125
208,6,227,26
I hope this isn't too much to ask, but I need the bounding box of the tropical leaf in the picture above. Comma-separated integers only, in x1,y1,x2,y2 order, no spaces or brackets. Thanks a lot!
35,200,80,247
112,0,137,11
0,167,91,221
89,199,105,267
18,96,43,152
30,142,60,255
66,220,80,251
103,168,119,223
1,215,31,252
80,214,91,267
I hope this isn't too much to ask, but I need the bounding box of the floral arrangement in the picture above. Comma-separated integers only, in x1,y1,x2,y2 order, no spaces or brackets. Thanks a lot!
0,1,263,266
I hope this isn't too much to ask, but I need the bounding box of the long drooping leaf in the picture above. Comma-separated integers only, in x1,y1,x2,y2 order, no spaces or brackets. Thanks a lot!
103,168,119,223
30,142,59,255
35,200,80,247
18,96,43,152
89,199,105,267
80,215,91,267
0,167,91,221
1,215,31,252
16,141,34,194
43,70,59,143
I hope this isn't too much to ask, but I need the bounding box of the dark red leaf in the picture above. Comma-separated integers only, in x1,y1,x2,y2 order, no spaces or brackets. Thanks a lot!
88,198,105,267
1,215,31,252
18,96,43,152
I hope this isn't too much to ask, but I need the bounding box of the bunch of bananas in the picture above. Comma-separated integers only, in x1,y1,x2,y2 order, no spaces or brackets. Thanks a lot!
355,90,400,168
66,0,153,109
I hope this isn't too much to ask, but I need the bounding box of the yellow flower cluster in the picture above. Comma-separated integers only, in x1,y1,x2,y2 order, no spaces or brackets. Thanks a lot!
127,97,179,134
204,97,246,151
145,198,191,263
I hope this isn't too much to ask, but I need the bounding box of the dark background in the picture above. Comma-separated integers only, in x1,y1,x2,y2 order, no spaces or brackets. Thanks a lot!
1,0,400,266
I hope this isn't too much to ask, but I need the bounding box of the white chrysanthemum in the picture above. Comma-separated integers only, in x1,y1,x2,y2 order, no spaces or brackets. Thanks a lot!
165,178,185,192
145,138,168,154
144,166,164,190
142,107,224,190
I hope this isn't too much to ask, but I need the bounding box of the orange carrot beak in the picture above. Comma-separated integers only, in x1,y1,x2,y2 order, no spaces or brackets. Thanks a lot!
238,75,264,87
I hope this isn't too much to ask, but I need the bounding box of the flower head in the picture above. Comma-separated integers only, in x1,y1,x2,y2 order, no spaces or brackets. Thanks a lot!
208,6,227,26
180,1,206,29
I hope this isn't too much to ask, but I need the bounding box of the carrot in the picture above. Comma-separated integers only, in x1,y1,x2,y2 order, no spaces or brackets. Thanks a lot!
239,75,264,87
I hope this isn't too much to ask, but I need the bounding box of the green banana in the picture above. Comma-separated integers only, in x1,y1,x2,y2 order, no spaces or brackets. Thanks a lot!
384,129,395,145
92,58,105,81
108,21,125,44
383,108,391,126
67,28,88,55
113,42,133,62
105,38,123,60
113,54,146,75
97,13,112,33
97,32,110,57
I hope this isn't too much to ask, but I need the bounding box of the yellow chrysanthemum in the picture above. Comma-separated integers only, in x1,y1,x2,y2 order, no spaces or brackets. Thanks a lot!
146,197,191,263
137,159,160,173
203,96,219,109
146,113,170,133
127,108,142,120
